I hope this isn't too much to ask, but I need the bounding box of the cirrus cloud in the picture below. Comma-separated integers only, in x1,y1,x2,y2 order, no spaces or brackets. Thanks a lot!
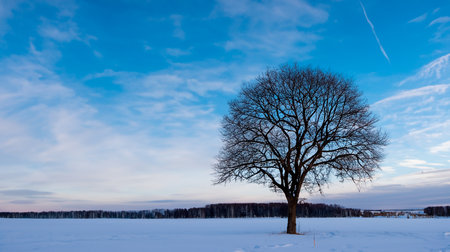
216,0,328,58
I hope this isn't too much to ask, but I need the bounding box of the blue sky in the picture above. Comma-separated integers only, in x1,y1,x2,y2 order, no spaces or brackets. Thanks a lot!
0,0,449,211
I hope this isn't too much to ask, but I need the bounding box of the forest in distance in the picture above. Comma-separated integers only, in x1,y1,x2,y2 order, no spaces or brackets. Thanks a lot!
0,203,449,219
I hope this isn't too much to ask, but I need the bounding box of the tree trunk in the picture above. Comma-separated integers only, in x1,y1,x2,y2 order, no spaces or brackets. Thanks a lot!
286,199,297,234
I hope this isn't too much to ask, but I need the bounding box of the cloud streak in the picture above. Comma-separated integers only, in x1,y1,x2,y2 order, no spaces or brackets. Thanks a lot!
217,0,328,58
408,13,427,23
419,53,450,80
360,1,390,63
398,53,450,86
311,169,450,209
0,189,53,197
373,84,449,105
316,183,450,209
429,16,450,26
397,159,443,171
430,140,450,153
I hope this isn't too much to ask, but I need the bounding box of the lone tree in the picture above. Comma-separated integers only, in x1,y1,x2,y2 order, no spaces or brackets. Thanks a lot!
214,64,387,234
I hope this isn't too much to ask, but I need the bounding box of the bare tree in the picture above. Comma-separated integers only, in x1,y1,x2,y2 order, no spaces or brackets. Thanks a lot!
214,64,388,234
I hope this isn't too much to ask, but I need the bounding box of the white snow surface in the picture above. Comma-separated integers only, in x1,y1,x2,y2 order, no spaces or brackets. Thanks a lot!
0,218,449,251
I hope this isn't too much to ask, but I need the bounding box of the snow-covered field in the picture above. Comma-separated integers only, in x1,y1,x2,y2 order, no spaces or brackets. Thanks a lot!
1,218,449,251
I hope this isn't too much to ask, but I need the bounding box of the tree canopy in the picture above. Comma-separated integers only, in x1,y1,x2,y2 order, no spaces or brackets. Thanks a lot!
214,64,388,234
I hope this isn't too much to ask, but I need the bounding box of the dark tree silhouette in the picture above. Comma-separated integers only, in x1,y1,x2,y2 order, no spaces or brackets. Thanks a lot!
214,64,388,234
0,203,362,219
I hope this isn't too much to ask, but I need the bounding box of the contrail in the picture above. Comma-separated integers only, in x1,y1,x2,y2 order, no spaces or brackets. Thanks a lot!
360,1,390,63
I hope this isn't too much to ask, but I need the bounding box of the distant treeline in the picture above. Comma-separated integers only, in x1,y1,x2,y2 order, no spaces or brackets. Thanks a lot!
424,206,450,216
0,203,361,219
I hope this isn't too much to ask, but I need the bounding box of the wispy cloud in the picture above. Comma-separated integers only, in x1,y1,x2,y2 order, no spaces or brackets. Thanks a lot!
429,16,450,26
0,189,53,197
360,1,390,63
86,58,255,97
408,120,450,137
398,159,443,171
367,53,450,206
10,200,36,205
374,84,449,105
417,53,450,80
0,41,276,212
408,13,427,23
39,19,80,42
216,0,327,58
0,0,23,37
144,45,152,51
0,50,227,211
317,183,450,209
217,0,327,27
388,169,450,187
398,53,450,86
42,0,78,18
36,2,97,49
0,47,281,211
427,16,450,43
311,169,450,209
380,166,395,174
166,47,191,57
430,140,450,153
170,14,185,40
372,82,450,161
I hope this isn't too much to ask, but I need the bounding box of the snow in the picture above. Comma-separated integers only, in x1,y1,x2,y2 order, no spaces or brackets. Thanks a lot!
0,218,449,251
